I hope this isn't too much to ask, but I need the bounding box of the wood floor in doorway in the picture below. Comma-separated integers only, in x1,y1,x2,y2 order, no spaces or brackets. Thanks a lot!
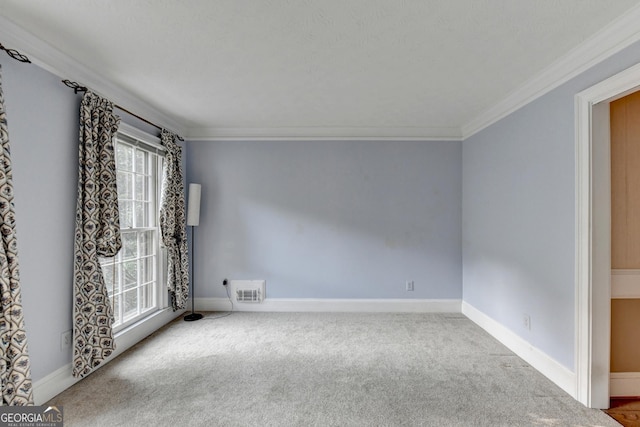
605,398,640,426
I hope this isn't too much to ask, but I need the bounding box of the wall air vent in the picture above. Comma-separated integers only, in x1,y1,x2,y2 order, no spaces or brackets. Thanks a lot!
230,280,266,303
236,289,262,303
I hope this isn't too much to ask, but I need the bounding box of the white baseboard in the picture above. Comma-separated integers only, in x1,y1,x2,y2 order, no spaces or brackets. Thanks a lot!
611,372,640,397
34,300,580,406
195,297,461,313
611,269,640,298
461,302,576,399
32,364,77,407
33,308,184,405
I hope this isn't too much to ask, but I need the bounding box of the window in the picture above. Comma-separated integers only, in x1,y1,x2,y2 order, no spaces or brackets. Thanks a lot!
100,124,167,332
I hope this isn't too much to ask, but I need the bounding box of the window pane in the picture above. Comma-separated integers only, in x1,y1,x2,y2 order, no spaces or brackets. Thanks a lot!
124,290,138,319
140,231,153,256
101,262,120,295
99,256,113,269
119,201,133,228
101,262,112,287
117,171,133,200
135,175,147,201
140,256,154,284
134,201,147,227
117,145,133,171
123,260,137,290
112,294,121,325
140,284,154,311
135,149,147,173
148,200,156,227
113,264,122,295
112,134,164,331
122,232,137,260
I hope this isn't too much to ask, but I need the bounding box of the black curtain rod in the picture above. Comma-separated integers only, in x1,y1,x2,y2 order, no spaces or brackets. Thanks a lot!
0,42,31,63
62,79,184,141
1,43,183,141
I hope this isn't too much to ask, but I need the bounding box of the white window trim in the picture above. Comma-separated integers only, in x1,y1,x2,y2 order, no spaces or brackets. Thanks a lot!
108,122,169,334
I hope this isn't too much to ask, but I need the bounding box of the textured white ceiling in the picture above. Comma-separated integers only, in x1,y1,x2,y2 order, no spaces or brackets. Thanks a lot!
1,0,640,139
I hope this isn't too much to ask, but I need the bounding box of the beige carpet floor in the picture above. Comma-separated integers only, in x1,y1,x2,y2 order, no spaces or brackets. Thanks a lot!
47,312,620,426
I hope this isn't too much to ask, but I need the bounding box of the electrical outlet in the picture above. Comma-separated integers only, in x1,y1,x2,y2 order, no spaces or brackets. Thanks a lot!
406,280,414,291
61,330,72,351
523,314,531,331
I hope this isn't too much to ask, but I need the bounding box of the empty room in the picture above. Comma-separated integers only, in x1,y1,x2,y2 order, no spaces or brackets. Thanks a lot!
1,1,640,426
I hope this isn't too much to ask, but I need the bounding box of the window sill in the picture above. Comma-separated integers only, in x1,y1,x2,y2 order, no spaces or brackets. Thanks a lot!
113,307,185,357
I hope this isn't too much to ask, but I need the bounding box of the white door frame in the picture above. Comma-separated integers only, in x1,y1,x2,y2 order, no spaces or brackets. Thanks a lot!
575,62,640,408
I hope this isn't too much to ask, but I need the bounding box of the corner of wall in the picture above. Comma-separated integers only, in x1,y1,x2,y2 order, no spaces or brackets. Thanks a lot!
461,301,576,399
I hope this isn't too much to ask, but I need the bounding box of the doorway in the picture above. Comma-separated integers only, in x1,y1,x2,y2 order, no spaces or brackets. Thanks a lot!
609,91,640,398
576,62,640,409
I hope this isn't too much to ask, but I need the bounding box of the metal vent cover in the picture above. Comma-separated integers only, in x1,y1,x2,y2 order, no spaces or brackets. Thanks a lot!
236,289,262,303
230,280,265,303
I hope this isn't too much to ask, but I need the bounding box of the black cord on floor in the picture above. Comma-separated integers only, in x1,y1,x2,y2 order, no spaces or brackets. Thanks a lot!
202,283,234,320
203,311,232,320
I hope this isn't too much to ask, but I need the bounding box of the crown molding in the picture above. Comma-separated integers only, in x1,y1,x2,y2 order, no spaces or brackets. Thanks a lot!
6,3,640,143
186,126,462,141
461,3,640,140
0,15,186,136
0,15,458,143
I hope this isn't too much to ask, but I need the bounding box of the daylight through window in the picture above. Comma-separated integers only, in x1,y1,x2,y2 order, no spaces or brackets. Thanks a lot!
100,125,166,332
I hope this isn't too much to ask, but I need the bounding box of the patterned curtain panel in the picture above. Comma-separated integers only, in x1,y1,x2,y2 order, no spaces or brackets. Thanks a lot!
159,130,189,311
72,92,121,378
0,66,33,405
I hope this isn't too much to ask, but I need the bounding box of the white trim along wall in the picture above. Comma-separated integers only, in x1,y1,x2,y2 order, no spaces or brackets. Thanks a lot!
611,270,640,299
197,297,579,399
194,298,461,313
33,309,184,405
462,303,576,398
4,5,640,141
611,372,640,397
609,270,640,397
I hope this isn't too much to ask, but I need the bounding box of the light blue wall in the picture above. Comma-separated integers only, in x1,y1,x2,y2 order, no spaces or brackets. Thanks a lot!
8,25,640,389
0,58,171,385
186,140,462,299
1,58,79,382
462,40,640,370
